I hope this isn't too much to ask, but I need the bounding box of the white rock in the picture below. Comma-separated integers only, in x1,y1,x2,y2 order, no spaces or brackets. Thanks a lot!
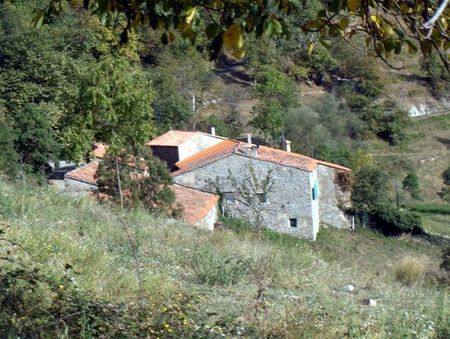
363,298,377,306
342,284,355,292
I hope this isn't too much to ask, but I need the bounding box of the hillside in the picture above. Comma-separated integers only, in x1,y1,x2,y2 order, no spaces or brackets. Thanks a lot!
0,179,448,337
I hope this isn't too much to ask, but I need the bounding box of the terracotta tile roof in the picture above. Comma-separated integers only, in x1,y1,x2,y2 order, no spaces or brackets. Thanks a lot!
173,184,218,225
173,140,318,174
255,146,317,172
316,160,351,172
64,162,99,185
146,129,228,147
93,143,107,159
147,130,198,146
174,139,239,174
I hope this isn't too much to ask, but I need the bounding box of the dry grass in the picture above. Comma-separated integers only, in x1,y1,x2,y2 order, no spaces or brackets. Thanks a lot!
395,255,429,285
0,179,448,337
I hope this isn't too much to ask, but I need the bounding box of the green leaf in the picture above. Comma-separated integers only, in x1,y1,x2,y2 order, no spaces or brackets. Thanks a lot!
272,19,283,34
32,11,45,28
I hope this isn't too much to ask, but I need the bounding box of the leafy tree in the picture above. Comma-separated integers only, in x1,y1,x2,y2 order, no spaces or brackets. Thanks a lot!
63,56,155,162
0,110,19,177
97,146,181,216
197,110,243,139
13,104,60,175
41,0,450,71
403,171,421,200
352,165,391,213
352,164,423,235
251,65,296,142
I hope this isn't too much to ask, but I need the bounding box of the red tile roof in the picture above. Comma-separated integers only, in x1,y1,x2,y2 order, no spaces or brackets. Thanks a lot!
256,146,317,172
64,162,99,185
173,140,319,174
175,139,239,174
173,184,218,224
147,130,198,146
316,160,351,172
147,130,226,147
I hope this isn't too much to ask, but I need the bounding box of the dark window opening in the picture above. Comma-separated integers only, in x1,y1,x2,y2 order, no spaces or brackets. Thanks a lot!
256,192,268,203
289,218,297,228
224,192,235,203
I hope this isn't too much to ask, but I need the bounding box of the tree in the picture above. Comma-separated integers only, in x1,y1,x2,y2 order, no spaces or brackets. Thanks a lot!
351,165,391,213
0,110,19,177
40,0,450,71
251,65,297,142
13,104,60,175
97,145,181,216
62,56,155,162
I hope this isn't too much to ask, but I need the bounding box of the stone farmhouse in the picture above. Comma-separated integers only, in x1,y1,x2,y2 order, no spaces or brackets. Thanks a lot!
149,130,352,240
61,130,351,239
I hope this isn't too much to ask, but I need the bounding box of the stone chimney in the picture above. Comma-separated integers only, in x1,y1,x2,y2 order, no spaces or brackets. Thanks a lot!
283,140,291,153
209,126,216,136
247,133,252,144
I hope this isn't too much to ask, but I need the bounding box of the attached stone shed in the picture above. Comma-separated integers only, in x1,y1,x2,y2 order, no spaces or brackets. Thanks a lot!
64,162,99,193
316,162,352,229
63,160,218,228
172,184,219,231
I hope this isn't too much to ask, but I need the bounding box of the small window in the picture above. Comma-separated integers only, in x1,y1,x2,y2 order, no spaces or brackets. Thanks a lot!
256,192,268,203
224,192,235,203
312,181,319,200
289,218,297,228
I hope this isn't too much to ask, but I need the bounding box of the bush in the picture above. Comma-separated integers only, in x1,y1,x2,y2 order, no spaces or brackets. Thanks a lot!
439,187,450,203
97,145,181,217
403,171,421,200
395,255,427,285
191,246,253,286
370,206,424,236
443,166,450,185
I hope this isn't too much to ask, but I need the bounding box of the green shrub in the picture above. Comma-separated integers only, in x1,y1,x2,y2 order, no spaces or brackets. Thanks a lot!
370,206,424,235
443,166,450,185
440,187,450,203
191,246,253,286
403,171,421,200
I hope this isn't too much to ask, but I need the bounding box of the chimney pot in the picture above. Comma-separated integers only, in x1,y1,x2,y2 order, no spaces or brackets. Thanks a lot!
284,140,291,153
209,126,216,136
247,133,252,144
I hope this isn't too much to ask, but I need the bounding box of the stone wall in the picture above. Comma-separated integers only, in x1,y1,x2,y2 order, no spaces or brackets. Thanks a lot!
195,205,218,231
174,154,318,239
317,165,351,229
64,178,97,195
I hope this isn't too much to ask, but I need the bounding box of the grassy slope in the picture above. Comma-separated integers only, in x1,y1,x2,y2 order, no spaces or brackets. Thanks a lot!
0,179,448,337
366,114,450,236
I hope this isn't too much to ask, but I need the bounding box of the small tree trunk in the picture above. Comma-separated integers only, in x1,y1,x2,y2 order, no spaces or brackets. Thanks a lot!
115,156,124,209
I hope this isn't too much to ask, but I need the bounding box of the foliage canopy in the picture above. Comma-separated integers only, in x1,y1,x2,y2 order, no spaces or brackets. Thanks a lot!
39,0,450,71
